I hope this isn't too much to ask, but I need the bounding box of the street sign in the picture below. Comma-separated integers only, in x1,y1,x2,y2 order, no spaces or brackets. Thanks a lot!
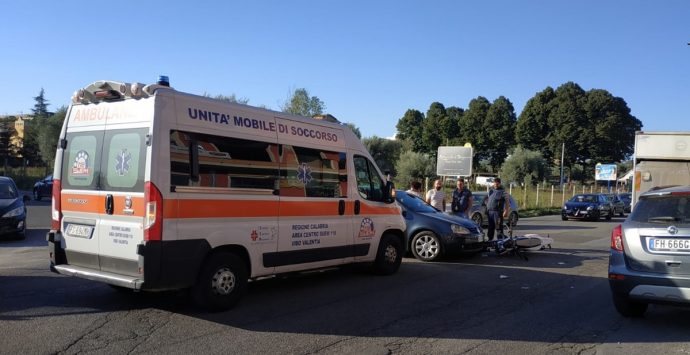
595,163,617,181
436,146,473,176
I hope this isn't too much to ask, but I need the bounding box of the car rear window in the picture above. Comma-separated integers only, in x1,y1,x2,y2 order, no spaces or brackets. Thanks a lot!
630,195,690,225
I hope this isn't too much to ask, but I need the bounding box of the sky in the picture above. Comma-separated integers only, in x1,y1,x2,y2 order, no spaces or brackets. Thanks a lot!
1,1,689,139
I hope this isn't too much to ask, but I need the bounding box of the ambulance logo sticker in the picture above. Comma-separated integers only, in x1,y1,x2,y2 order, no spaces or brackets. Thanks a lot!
114,149,132,176
358,218,375,238
297,163,312,184
72,150,91,176
250,230,258,241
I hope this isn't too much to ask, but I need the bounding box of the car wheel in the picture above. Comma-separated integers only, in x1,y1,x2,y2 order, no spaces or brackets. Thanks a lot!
33,189,41,201
372,233,403,275
471,213,483,227
508,212,518,227
192,252,248,311
561,215,568,221
605,212,612,221
411,231,442,262
612,293,647,317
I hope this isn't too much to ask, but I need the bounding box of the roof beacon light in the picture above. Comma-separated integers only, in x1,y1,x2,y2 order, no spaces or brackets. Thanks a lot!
157,75,170,87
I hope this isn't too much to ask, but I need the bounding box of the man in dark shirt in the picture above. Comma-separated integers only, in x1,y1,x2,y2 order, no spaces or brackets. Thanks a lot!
451,179,473,218
486,177,511,241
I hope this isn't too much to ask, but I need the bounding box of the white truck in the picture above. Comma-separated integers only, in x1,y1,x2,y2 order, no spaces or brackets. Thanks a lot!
631,131,690,210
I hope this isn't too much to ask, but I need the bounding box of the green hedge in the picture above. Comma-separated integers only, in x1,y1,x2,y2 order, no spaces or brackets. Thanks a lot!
0,167,51,190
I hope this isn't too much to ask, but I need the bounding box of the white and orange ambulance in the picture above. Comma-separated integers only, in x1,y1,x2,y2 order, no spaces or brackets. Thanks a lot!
47,77,405,310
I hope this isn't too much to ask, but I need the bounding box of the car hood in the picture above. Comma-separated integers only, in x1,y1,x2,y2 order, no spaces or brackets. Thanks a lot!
0,198,22,212
564,201,598,209
419,211,476,228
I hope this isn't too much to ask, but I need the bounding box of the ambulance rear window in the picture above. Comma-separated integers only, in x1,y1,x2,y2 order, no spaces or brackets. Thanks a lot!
61,128,147,192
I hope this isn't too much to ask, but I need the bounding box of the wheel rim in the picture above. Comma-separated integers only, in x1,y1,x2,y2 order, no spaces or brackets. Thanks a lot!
384,243,398,263
414,234,440,260
210,267,236,296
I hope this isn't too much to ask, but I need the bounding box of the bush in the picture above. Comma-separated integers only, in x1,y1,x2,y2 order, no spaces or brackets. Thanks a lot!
0,167,49,190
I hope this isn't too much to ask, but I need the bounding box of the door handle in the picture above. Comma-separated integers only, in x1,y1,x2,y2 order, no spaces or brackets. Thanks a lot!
354,200,361,215
338,200,345,215
105,194,114,215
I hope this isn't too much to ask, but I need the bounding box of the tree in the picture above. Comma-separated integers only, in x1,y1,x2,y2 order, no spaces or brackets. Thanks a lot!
546,82,589,177
500,146,548,186
516,87,555,157
583,89,641,163
0,117,18,171
344,122,362,139
444,106,464,145
395,109,425,152
421,102,447,156
36,106,66,169
204,93,250,105
461,97,492,168
394,150,436,188
362,136,403,177
281,88,325,117
32,88,51,119
483,96,517,171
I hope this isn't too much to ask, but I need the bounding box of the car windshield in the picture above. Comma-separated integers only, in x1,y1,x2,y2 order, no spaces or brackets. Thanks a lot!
618,194,631,203
0,181,18,199
571,195,597,203
630,195,690,225
397,191,439,213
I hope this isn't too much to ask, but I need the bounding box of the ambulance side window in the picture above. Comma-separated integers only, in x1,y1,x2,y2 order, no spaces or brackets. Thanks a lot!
170,130,279,191
279,146,347,198
354,155,384,202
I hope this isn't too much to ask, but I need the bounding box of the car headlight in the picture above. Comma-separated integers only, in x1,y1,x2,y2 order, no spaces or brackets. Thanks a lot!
451,224,470,234
3,206,24,218
586,206,594,211
598,205,605,210
562,205,567,210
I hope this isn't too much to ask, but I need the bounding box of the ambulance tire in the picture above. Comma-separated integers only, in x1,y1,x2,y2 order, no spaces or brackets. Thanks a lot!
371,234,403,275
192,252,248,311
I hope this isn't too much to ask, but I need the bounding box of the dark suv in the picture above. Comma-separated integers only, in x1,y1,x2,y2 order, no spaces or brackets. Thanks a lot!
33,174,53,201
609,185,690,317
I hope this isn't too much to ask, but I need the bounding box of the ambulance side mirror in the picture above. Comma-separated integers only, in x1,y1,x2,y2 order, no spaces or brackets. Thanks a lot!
383,181,396,204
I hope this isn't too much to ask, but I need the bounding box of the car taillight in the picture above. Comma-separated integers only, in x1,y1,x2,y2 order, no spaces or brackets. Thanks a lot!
51,179,61,230
611,224,624,251
144,181,163,241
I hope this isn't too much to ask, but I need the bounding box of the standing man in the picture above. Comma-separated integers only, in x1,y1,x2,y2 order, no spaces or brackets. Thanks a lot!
426,179,446,212
451,179,473,219
486,177,511,241
406,181,423,198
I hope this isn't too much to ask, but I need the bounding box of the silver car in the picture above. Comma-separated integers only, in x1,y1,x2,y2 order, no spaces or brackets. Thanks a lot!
609,185,690,317
469,191,519,227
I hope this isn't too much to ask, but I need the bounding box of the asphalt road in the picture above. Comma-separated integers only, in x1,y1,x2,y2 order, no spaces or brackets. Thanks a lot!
1,202,689,354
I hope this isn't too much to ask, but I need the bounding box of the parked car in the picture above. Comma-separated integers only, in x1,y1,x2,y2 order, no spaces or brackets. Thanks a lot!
396,190,486,261
562,193,613,221
33,174,53,201
609,185,690,317
618,192,632,213
468,191,519,227
605,193,626,217
0,176,27,239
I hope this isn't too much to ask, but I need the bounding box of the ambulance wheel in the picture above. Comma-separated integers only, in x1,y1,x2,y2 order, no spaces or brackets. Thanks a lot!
411,231,442,262
192,252,248,311
372,234,403,275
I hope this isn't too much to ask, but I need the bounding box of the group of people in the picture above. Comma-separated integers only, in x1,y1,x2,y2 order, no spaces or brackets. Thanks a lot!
406,177,511,241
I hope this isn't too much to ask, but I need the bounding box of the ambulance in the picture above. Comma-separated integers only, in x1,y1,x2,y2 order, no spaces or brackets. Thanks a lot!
47,77,406,310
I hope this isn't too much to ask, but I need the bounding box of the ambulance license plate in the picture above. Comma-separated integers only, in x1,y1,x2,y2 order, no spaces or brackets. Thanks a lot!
65,223,93,238
649,238,690,252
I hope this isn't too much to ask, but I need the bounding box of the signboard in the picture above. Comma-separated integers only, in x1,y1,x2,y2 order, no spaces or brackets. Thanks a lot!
595,163,617,181
436,146,473,176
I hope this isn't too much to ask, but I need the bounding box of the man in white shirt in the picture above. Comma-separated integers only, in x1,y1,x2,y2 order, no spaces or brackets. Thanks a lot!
425,179,446,211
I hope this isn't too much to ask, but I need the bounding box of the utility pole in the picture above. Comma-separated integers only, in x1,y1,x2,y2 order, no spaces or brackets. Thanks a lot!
561,142,565,189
